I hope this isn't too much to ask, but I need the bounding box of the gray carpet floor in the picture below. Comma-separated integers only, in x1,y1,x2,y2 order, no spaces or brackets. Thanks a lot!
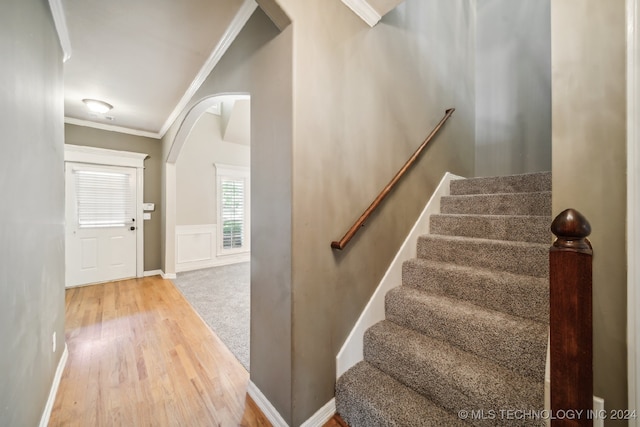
172,262,250,371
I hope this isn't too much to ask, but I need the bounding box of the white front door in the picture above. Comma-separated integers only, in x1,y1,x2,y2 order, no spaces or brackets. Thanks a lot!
65,162,138,287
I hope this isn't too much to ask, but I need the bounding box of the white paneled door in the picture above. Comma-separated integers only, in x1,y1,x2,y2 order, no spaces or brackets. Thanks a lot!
65,162,138,287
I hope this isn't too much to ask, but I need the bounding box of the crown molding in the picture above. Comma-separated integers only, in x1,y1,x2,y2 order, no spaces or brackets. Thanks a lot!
64,117,162,139
157,0,258,138
341,0,381,27
48,0,72,62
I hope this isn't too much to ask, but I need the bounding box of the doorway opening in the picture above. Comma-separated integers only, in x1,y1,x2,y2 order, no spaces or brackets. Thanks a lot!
169,94,251,371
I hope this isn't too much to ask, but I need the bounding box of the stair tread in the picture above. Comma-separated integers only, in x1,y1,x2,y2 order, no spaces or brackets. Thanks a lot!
446,190,551,197
364,321,545,425
430,213,551,244
441,192,551,216
417,234,549,278
450,171,551,195
386,286,547,379
420,233,549,247
432,212,551,217
336,361,468,427
403,254,548,323
404,257,548,280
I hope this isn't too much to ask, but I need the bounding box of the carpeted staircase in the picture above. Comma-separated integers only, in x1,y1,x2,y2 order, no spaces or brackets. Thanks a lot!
336,171,551,426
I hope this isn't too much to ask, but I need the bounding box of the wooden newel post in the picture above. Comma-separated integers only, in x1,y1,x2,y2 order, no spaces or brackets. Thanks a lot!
550,208,593,427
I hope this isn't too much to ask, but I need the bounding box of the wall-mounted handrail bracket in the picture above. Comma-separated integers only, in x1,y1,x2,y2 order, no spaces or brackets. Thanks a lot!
331,108,455,250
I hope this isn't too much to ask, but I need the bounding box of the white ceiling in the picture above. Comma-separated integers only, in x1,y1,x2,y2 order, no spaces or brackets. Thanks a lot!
62,0,253,138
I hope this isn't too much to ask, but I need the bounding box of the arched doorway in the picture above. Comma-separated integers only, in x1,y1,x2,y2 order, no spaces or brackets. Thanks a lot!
166,93,252,371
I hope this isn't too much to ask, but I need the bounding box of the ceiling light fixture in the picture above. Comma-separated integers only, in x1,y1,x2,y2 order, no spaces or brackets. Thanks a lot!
82,98,113,114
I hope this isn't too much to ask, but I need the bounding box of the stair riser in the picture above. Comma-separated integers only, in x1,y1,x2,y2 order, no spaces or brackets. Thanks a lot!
364,322,545,427
430,214,551,244
450,172,551,195
441,192,551,216
417,236,549,278
402,260,549,323
386,287,547,380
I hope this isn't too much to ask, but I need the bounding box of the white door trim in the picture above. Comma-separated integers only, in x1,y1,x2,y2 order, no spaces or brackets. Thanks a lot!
627,0,640,422
64,144,148,278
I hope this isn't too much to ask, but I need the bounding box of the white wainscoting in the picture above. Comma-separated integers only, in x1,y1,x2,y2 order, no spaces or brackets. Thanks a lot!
176,224,249,272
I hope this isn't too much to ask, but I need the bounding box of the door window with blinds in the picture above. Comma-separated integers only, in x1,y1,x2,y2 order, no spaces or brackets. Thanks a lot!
72,166,136,228
215,164,250,254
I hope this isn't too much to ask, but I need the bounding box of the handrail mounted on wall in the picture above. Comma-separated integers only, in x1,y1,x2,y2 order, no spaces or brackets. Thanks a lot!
331,108,455,250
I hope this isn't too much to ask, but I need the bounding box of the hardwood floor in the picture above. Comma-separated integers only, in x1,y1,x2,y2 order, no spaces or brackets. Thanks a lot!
324,414,349,426
49,275,271,426
49,275,348,426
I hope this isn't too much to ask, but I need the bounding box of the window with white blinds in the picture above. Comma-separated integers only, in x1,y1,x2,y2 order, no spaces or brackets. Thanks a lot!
221,178,245,249
74,169,134,228
215,163,249,254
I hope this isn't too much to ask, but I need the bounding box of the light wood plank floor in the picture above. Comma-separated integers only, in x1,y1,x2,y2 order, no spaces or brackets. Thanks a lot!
49,275,271,426
49,275,348,427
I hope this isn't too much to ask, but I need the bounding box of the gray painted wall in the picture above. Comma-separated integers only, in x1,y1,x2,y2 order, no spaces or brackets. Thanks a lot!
161,9,295,423
65,125,163,272
552,0,628,421
475,0,551,176
0,1,66,425
282,0,476,423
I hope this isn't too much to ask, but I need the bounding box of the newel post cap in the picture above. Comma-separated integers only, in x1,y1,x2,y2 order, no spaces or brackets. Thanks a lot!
551,208,592,253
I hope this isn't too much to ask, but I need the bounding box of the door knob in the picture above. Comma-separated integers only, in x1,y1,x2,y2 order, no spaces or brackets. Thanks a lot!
130,226,136,231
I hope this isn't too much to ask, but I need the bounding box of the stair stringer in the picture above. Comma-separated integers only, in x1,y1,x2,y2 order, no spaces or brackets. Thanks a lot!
336,172,463,378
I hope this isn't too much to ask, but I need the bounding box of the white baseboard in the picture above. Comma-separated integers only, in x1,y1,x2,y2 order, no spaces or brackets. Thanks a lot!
593,396,604,427
336,172,463,378
300,398,336,427
248,381,289,427
161,271,177,280
248,381,336,427
143,269,163,277
39,343,68,427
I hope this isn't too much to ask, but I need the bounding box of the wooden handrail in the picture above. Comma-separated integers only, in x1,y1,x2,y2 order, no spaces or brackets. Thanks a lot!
331,108,455,250
550,208,593,427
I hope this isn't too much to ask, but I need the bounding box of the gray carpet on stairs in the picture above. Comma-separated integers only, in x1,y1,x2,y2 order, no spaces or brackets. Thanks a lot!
336,172,551,427
172,262,250,371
